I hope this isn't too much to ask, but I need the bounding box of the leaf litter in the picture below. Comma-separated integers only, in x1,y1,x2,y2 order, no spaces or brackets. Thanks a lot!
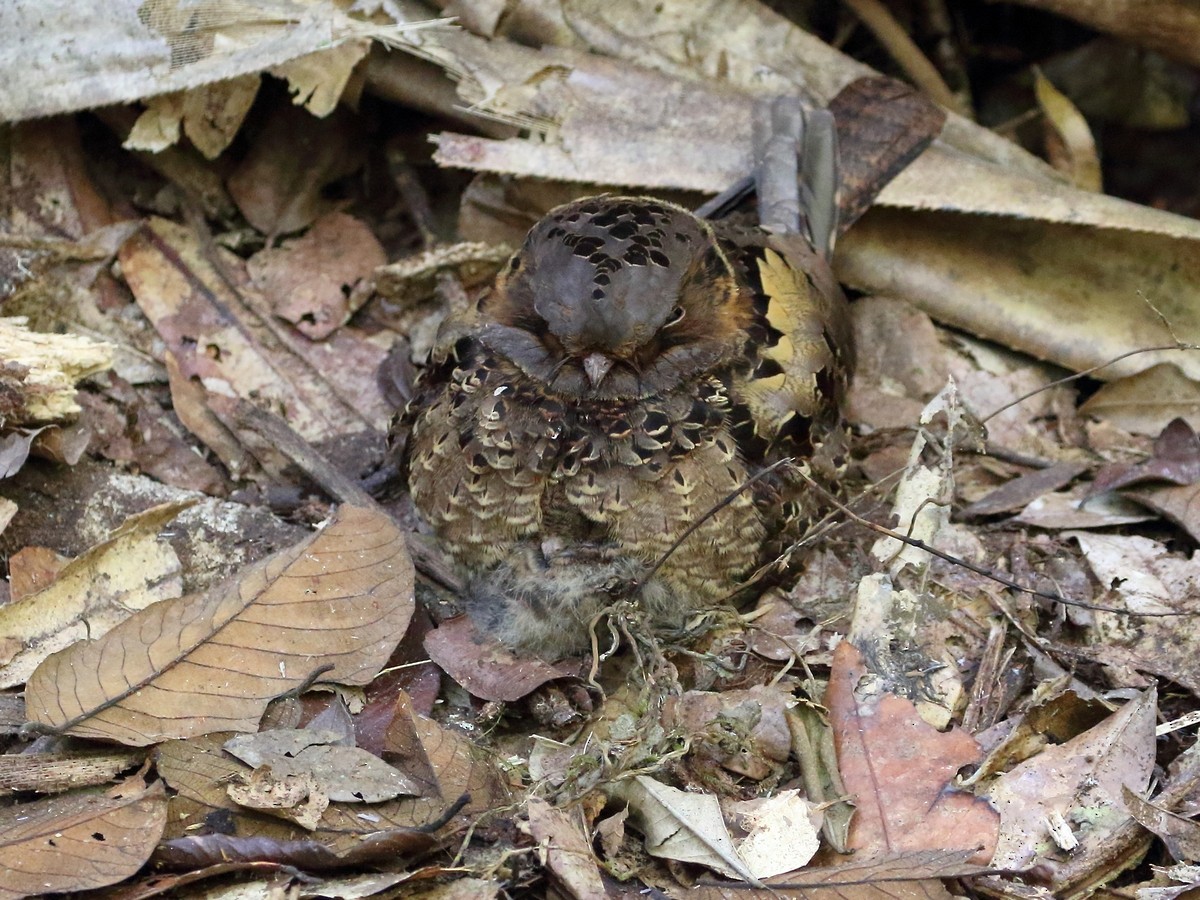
2,2,1200,899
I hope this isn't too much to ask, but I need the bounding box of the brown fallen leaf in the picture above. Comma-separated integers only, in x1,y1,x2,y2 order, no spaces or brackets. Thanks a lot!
79,372,229,495
987,688,1156,880
423,614,579,702
826,642,999,864
119,217,380,478
0,779,168,900
1067,532,1200,694
247,212,386,341
227,102,366,237
690,848,988,900
1080,363,1200,436
1092,418,1200,495
224,729,424,802
607,775,758,883
0,500,191,690
960,462,1090,520
1122,785,1200,864
6,544,70,602
1124,482,1200,544
24,505,414,745
527,798,607,900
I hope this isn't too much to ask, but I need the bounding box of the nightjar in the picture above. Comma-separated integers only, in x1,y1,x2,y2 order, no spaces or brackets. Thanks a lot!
401,195,852,656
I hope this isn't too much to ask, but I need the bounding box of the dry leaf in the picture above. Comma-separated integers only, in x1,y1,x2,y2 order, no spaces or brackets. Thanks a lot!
960,462,1090,520
827,642,999,864
527,798,607,900
1068,532,1200,694
1015,485,1155,530
1091,418,1200,495
423,615,578,702
248,212,386,340
119,217,380,476
1034,68,1102,192
24,505,414,745
690,848,988,900
607,775,758,883
126,76,261,159
1083,365,1200,437
270,40,372,117
224,729,424,802
1124,482,1200,544
987,688,1156,874
1123,785,1200,864
0,779,167,900
0,2,433,123
227,102,366,237
0,500,191,689
726,791,821,879
78,373,229,495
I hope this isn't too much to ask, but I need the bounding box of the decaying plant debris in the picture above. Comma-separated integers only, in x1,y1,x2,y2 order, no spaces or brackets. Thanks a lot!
3,2,1200,898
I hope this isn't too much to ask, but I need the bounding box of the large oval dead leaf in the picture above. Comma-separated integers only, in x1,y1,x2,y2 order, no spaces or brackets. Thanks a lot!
0,779,167,900
24,505,414,745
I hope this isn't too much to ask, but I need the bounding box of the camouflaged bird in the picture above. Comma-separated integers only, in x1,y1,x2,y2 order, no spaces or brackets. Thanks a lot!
400,195,852,656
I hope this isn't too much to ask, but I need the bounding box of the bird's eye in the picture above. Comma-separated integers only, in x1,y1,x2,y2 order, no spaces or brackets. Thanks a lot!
509,255,522,272
663,305,686,328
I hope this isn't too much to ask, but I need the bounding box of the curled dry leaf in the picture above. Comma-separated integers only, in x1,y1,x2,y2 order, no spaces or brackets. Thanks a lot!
0,779,167,900
987,688,1156,875
607,775,758,883
24,505,414,745
1068,532,1200,694
0,499,191,690
155,695,497,856
1034,68,1102,192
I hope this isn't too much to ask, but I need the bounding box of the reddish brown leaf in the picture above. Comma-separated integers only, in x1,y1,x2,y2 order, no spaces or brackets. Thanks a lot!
423,615,579,702
248,212,386,340
826,642,999,864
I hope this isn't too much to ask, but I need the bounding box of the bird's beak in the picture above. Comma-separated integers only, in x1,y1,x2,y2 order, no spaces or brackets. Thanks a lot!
582,352,615,388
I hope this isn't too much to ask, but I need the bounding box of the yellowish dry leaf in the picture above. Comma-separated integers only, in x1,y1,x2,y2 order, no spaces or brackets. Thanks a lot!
0,500,192,690
24,505,414,745
270,40,372,117
1034,68,1102,192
